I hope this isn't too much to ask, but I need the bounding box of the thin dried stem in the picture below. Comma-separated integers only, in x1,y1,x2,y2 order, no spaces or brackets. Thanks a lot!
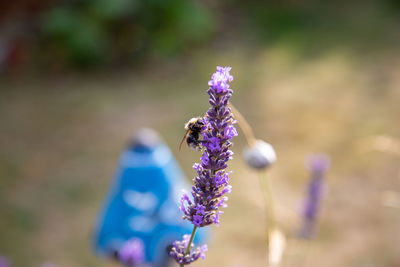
229,103,257,147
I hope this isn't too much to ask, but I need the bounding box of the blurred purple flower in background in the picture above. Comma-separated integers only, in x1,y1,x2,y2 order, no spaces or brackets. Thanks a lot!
118,238,145,267
300,154,330,239
0,256,10,267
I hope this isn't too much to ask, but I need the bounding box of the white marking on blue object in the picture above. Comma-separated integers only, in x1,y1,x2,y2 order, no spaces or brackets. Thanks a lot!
128,216,157,233
123,190,158,211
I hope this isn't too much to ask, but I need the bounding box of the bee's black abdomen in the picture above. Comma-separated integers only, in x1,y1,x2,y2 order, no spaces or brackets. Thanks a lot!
192,131,199,139
186,134,197,145
187,134,202,151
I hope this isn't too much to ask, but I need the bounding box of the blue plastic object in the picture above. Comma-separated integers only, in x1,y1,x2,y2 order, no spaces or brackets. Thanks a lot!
93,129,207,266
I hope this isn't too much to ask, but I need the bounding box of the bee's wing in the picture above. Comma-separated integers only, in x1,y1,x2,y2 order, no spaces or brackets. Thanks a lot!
179,130,190,151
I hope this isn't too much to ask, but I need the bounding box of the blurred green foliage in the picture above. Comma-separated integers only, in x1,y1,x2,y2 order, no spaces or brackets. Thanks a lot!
1,0,398,70
41,0,214,67
237,0,399,49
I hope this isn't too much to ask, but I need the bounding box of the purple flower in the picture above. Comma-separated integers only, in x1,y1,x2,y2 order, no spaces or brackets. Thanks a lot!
170,66,237,266
213,211,224,226
305,154,330,174
195,204,206,215
224,125,238,140
193,215,203,226
179,66,236,227
215,171,229,187
200,153,209,166
180,191,192,214
207,66,233,94
300,154,330,239
217,196,228,208
118,238,145,266
205,137,221,152
0,256,10,267
170,235,208,265
192,163,201,171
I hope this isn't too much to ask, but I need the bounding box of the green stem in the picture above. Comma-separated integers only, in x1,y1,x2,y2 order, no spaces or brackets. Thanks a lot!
179,225,198,267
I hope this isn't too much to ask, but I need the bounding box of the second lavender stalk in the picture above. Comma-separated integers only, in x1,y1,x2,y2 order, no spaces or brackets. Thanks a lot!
300,154,330,239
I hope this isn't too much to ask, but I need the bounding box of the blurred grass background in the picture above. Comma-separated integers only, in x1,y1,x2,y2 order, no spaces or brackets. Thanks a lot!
1,0,400,266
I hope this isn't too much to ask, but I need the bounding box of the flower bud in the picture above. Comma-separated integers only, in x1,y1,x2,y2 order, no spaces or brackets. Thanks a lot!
243,140,277,169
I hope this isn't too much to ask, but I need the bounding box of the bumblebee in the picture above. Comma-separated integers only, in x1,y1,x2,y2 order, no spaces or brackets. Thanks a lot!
179,117,205,151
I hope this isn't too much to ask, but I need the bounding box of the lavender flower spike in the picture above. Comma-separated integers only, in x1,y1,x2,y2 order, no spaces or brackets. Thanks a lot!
171,66,237,266
300,154,330,239
180,66,237,227
118,238,145,267
169,235,208,265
